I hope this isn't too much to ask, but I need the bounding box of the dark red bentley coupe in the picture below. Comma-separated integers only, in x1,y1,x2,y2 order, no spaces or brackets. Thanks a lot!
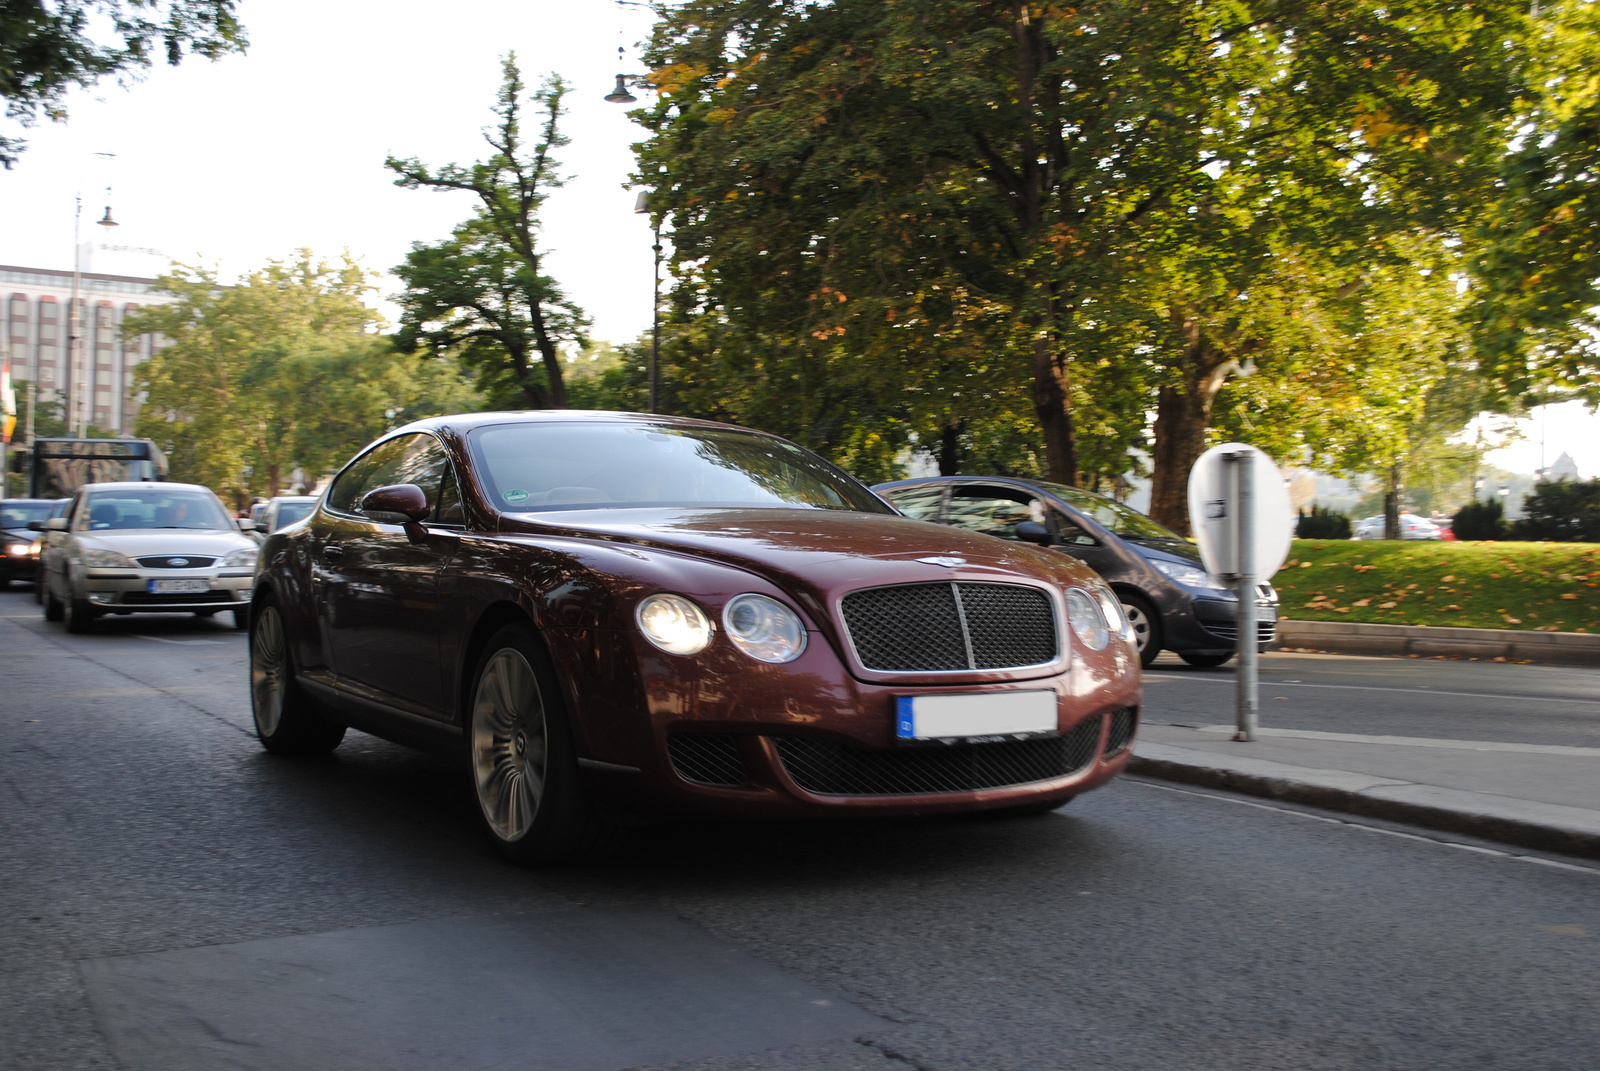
249,412,1141,862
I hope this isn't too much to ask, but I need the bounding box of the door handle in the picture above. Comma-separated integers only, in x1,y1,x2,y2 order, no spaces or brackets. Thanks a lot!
323,544,344,562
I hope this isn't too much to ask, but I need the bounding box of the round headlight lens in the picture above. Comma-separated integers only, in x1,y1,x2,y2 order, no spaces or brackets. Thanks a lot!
1066,588,1109,651
224,547,259,568
637,593,714,655
81,548,136,569
723,593,807,663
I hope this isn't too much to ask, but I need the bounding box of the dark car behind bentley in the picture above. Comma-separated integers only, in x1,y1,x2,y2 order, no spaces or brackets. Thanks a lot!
873,476,1279,668
251,413,1142,863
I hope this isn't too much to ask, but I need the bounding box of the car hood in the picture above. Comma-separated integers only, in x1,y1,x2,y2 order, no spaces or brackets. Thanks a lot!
75,530,256,557
1123,537,1205,568
501,507,1102,614
2,526,36,543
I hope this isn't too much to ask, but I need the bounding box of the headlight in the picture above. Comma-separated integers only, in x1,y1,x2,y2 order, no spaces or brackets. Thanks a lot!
723,593,807,663
5,541,28,557
81,548,137,569
1151,558,1228,590
637,593,714,655
1092,587,1133,642
1066,588,1109,651
224,547,259,568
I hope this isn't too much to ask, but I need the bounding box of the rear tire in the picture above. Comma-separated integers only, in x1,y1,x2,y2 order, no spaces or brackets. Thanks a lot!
1179,650,1234,668
1121,594,1162,669
64,590,97,634
232,607,250,630
250,599,345,754
467,622,622,865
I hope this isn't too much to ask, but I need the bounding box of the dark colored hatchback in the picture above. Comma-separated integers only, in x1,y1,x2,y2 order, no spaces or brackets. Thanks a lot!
872,477,1278,668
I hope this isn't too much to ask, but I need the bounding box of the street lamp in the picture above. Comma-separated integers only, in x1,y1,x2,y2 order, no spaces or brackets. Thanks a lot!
607,73,663,412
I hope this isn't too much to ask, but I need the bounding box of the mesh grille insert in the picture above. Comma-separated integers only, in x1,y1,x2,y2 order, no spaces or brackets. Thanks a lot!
135,556,218,569
840,582,1057,672
121,591,234,605
774,716,1103,796
1105,707,1138,754
1201,620,1277,644
667,734,748,788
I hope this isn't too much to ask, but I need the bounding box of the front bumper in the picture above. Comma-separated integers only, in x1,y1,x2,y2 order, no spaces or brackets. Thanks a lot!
79,568,254,612
1164,589,1280,655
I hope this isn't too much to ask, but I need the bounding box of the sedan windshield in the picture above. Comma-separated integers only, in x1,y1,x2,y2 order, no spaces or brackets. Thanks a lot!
470,423,891,513
82,489,235,531
273,501,316,530
1037,482,1187,543
1,502,55,526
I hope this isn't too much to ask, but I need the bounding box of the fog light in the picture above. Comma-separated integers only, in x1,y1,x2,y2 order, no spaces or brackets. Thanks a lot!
88,592,114,604
240,589,253,600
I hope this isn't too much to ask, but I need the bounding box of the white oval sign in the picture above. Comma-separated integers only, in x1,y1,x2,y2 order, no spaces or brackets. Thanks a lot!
1187,443,1294,581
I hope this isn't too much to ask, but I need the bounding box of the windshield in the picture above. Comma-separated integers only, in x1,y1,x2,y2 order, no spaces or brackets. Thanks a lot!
81,489,235,532
1037,482,1187,542
470,422,890,514
1,502,55,527
273,501,316,530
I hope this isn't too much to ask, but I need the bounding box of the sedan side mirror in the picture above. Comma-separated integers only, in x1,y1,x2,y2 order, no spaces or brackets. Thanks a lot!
1015,521,1051,546
237,517,258,532
45,517,69,532
360,484,431,525
27,520,43,531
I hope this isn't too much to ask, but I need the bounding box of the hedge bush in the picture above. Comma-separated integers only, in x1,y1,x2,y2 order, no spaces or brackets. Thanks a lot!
1510,478,1600,542
1452,499,1507,541
1296,505,1352,539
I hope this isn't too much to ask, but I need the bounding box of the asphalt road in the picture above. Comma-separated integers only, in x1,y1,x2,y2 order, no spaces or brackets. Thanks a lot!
3,587,1598,1070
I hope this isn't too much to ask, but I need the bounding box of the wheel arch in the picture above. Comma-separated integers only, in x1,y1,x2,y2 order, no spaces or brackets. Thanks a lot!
455,600,541,728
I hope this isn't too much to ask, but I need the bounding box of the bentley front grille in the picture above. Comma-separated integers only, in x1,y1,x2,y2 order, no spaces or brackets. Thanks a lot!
840,581,1057,672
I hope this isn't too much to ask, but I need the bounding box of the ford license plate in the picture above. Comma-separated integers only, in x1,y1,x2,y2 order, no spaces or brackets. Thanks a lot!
149,578,210,594
895,690,1057,741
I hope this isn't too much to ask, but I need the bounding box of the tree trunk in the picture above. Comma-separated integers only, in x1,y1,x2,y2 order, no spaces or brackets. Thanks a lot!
266,463,281,499
938,421,964,476
1384,465,1402,539
1148,326,1236,535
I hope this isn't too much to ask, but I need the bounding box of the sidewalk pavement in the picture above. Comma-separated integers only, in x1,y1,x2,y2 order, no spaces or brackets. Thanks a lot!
1128,722,1600,860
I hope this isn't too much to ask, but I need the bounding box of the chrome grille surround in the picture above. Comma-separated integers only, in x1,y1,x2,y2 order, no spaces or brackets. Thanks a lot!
837,580,1061,674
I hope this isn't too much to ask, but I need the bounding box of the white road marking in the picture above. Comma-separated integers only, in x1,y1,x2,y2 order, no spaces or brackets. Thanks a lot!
1143,674,1599,706
1128,778,1600,877
1190,725,1600,757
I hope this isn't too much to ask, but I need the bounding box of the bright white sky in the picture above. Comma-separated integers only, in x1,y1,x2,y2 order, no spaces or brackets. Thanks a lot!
1,0,662,344
3,0,1595,476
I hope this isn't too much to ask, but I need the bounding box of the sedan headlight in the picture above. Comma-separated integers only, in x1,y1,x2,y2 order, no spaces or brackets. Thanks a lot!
1151,558,1228,591
5,540,29,558
1065,588,1110,651
723,593,807,663
637,593,714,655
81,548,137,569
223,547,259,568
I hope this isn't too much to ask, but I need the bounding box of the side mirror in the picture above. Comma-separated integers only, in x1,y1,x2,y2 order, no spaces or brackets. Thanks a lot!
1015,521,1051,546
360,484,430,525
237,517,258,532
45,517,69,532
27,520,43,531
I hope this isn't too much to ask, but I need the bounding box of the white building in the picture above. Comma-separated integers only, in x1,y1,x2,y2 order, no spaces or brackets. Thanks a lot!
2,263,180,436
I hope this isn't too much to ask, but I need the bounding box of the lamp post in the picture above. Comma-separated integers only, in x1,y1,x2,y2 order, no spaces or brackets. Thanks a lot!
607,72,663,413
68,187,119,438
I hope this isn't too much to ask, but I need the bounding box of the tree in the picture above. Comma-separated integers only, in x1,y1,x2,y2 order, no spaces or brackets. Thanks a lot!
1,0,246,167
125,251,481,500
388,55,588,409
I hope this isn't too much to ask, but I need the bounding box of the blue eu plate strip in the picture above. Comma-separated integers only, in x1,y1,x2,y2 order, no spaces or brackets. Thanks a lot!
895,697,916,739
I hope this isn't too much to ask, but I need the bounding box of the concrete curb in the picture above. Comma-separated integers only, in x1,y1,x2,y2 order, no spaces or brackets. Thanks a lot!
1127,742,1600,861
1275,619,1600,666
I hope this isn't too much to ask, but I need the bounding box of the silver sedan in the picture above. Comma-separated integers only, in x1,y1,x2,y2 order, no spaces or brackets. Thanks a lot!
39,482,259,633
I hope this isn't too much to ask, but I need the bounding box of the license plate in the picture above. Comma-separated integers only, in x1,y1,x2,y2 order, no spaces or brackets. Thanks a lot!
895,690,1057,741
149,578,210,594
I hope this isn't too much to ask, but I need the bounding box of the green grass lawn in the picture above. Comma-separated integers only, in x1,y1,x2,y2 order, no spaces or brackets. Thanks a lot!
1275,539,1600,633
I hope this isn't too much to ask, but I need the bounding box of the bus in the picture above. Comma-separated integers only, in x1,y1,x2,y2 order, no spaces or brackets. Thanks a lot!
26,438,168,498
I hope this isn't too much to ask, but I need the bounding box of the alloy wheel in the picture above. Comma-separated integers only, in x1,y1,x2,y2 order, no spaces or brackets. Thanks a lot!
471,648,548,842
1121,601,1152,654
250,605,287,738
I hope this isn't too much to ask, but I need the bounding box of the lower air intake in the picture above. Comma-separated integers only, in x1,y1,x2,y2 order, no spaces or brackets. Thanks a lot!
667,734,748,788
774,716,1103,796
1105,707,1138,754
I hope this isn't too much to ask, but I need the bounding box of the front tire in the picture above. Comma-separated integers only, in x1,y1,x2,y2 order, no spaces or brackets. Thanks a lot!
1179,650,1234,668
250,600,345,754
468,623,620,865
43,579,64,621
64,589,97,634
232,607,250,630
1121,594,1162,669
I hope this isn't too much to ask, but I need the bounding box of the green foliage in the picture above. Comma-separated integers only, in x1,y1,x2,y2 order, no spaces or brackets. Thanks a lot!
388,55,588,409
0,0,246,167
1279,539,1600,632
1296,507,1352,540
125,251,481,501
1453,499,1508,541
1511,479,1600,542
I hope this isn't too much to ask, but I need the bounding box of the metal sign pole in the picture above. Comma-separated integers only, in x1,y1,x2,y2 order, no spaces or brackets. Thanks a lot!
1233,451,1258,742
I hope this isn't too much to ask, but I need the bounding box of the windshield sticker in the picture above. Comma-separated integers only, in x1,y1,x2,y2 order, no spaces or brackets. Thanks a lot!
502,489,530,504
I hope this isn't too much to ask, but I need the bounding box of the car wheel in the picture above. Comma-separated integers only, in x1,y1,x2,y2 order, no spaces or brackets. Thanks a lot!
43,580,64,621
1179,651,1234,668
250,600,346,754
1120,594,1162,669
468,622,621,865
232,607,250,630
64,590,97,634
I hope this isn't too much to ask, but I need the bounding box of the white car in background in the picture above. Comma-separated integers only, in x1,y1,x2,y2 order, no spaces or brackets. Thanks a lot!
1352,513,1443,540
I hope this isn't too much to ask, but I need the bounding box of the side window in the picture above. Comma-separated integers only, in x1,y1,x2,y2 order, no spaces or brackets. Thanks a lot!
326,436,416,515
326,433,461,522
435,463,465,524
881,485,945,521
946,485,1046,541
1050,508,1097,546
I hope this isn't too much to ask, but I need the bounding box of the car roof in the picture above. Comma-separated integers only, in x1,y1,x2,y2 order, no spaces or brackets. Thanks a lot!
392,410,770,439
79,481,217,494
